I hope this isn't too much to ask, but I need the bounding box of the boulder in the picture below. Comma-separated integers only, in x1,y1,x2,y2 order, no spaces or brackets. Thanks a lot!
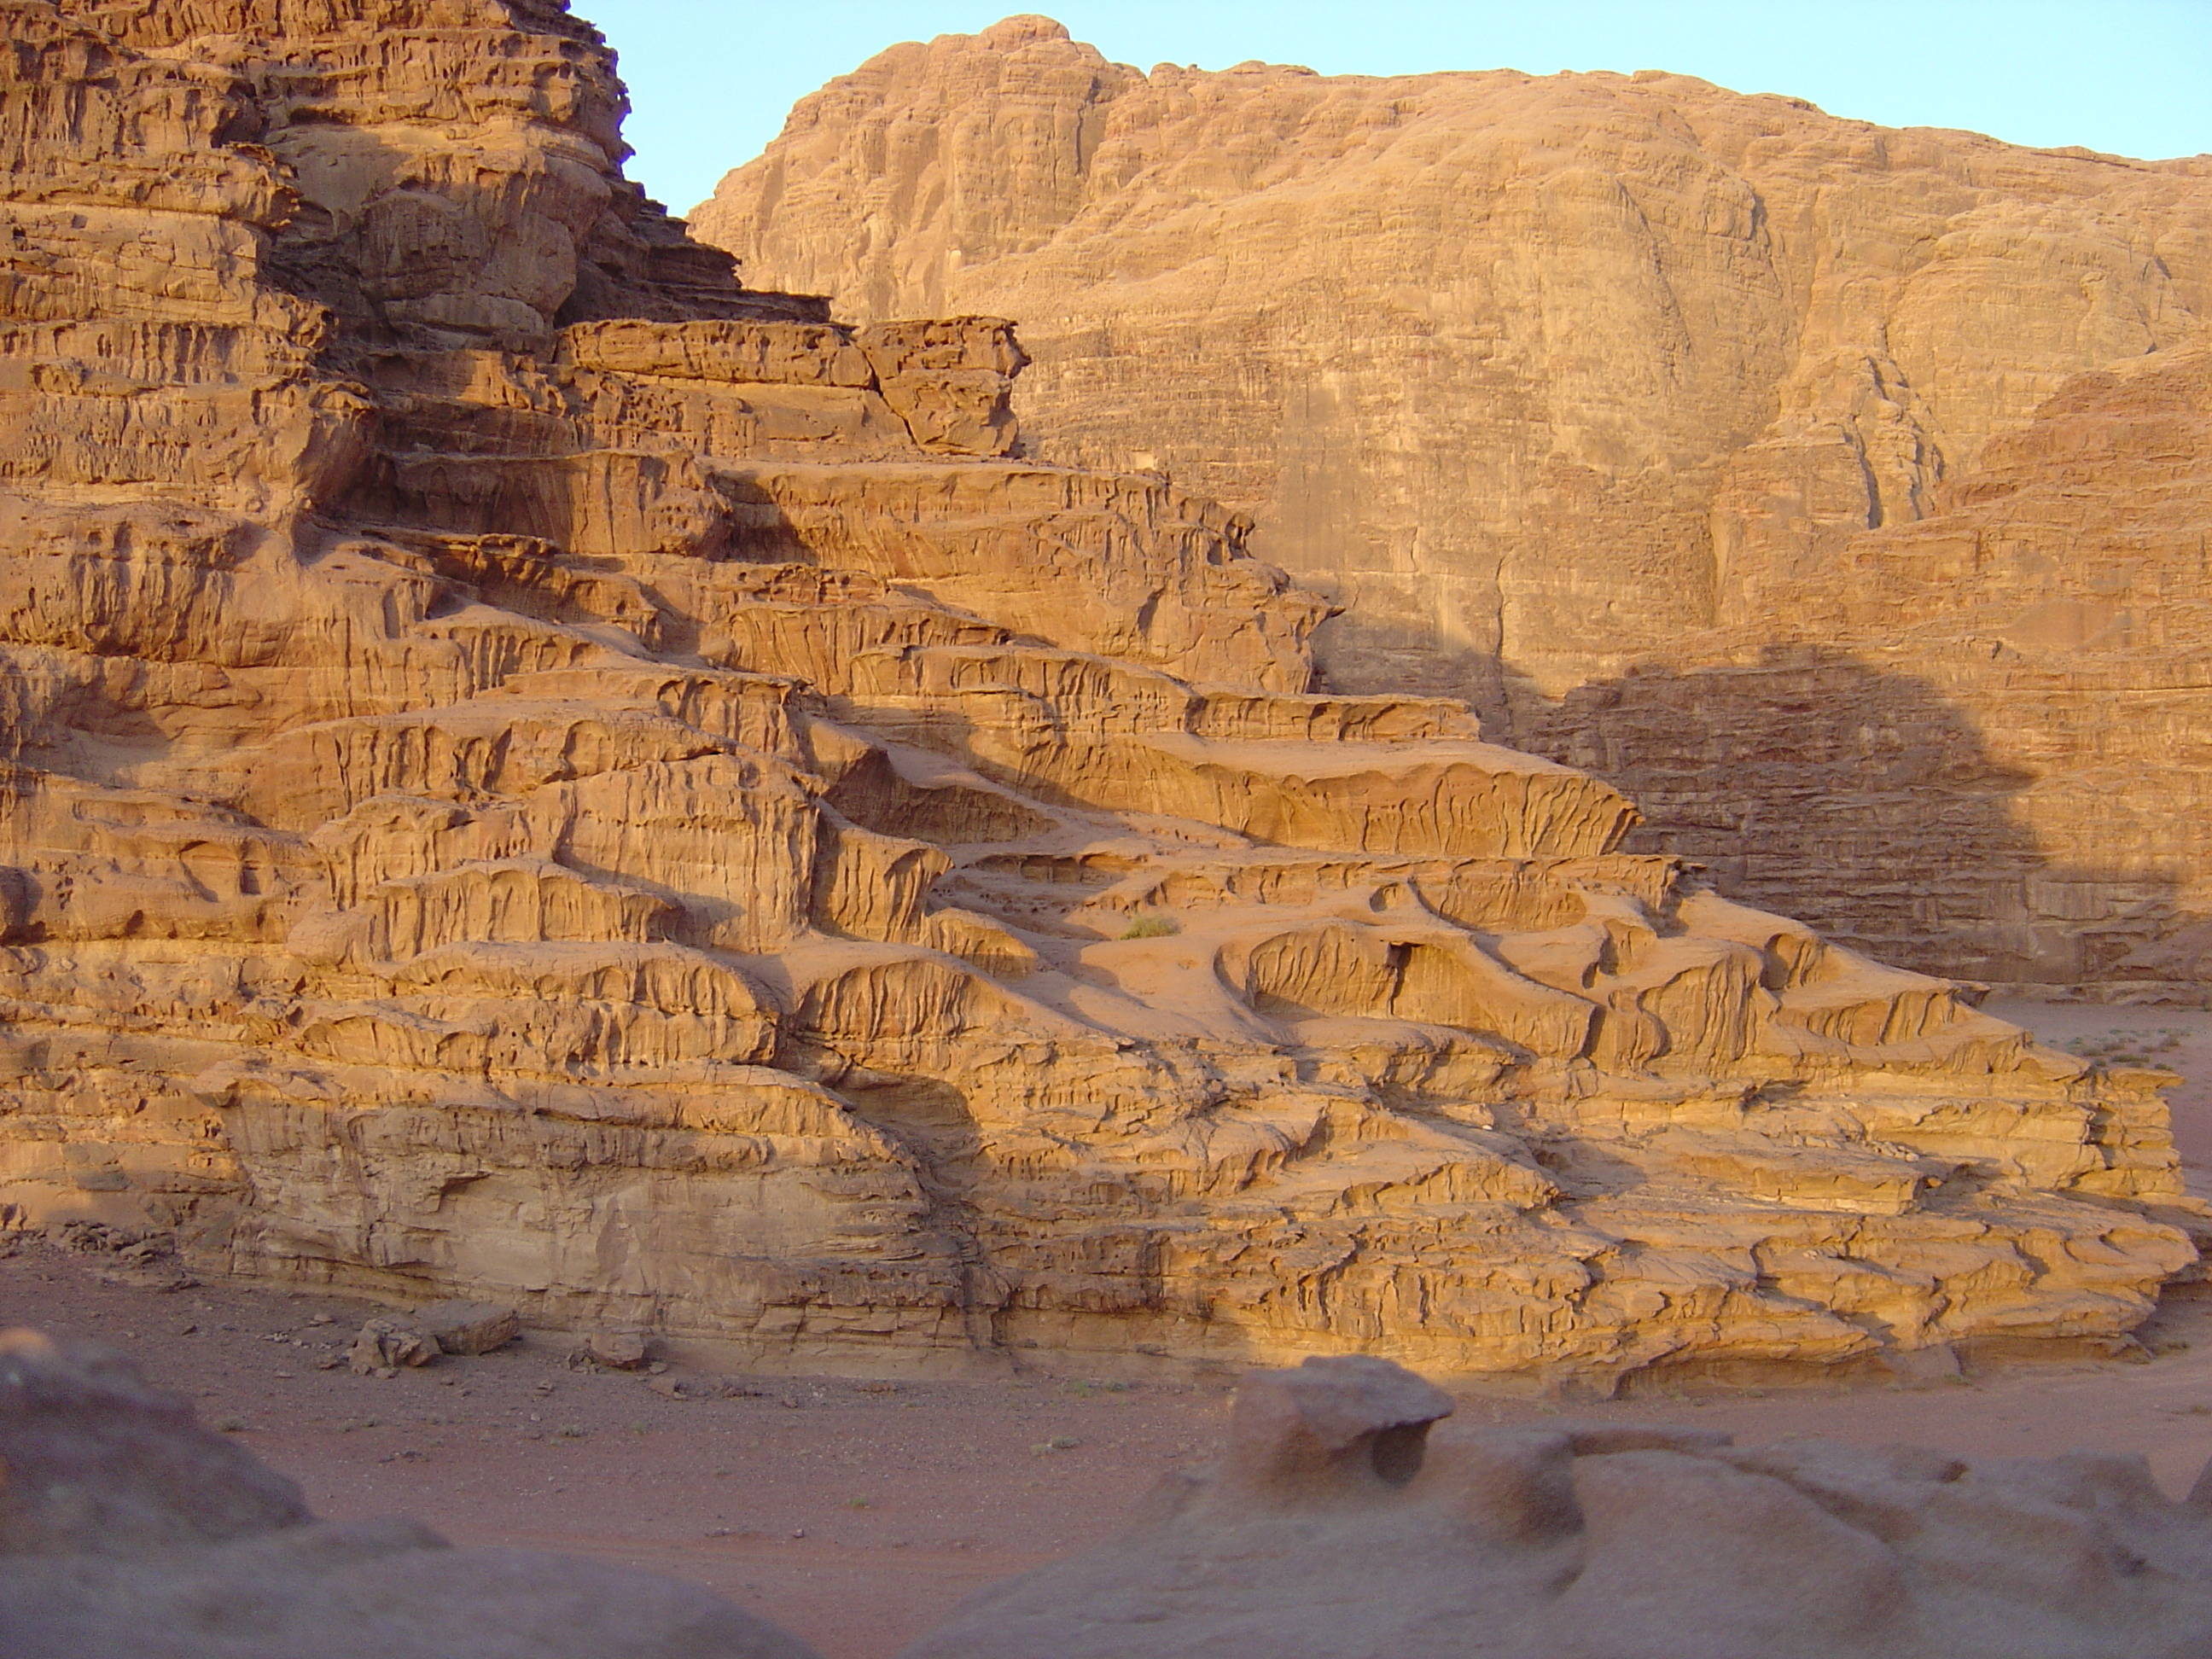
348,1318,439,1377
0,1329,818,1659
411,1301,520,1357
575,1330,652,1371
0,1327,309,1553
901,1353,2212,1659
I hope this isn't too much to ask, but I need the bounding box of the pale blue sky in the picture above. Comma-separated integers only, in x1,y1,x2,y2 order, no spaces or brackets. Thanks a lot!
581,1,2212,216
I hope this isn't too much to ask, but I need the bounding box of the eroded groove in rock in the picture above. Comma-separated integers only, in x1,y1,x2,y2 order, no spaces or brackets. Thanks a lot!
0,1,2196,1385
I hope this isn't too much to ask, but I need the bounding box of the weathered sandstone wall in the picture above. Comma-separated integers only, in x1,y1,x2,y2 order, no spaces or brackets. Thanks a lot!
695,15,2212,992
0,0,2196,1386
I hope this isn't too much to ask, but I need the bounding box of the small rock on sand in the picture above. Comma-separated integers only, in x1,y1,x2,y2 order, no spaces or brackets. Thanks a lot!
573,1330,649,1371
348,1318,439,1376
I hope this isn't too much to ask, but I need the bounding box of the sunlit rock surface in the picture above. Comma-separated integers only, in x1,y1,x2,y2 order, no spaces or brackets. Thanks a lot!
0,0,2194,1384
697,15,2212,992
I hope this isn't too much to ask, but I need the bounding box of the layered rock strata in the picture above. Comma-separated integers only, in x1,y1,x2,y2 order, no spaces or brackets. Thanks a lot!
905,1353,2212,1659
0,0,2194,1384
697,16,2212,991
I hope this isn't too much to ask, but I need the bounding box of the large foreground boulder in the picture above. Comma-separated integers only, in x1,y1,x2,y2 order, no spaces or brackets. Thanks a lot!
0,1330,817,1659
901,1353,2212,1659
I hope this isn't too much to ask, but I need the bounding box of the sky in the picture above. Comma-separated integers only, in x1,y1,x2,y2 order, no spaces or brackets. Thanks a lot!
582,1,2212,217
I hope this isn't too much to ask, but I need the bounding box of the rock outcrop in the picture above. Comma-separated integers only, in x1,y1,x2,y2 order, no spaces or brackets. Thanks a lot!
0,1329,818,1659
696,15,2212,992
903,1352,2212,1659
0,0,2195,1385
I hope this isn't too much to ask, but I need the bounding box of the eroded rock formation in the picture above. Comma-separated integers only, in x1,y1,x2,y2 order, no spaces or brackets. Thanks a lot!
0,0,2195,1384
0,1329,818,1658
696,15,2212,991
905,1353,2212,1659
1529,345,2212,994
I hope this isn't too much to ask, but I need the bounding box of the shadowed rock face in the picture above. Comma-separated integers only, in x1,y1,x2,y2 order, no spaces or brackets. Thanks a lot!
901,1353,2212,1659
0,1330,819,1659
695,15,2212,992
0,1,2195,1385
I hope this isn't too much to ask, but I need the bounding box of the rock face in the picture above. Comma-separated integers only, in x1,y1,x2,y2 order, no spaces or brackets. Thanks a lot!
1528,345,2212,996
696,15,2212,992
0,0,2195,1384
0,1329,818,1659
903,1353,2212,1659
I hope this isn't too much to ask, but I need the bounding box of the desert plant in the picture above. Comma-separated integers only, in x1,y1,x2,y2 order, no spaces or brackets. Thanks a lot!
1121,914,1179,939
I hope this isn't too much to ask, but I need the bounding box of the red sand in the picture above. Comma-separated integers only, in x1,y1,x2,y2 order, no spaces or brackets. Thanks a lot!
9,998,2212,1659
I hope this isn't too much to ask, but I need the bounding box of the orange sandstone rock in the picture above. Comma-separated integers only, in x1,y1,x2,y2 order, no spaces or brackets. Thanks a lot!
0,1,2192,1388
696,16,2212,991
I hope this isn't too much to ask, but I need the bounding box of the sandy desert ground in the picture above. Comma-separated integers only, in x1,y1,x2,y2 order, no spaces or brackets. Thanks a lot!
9,997,2212,1659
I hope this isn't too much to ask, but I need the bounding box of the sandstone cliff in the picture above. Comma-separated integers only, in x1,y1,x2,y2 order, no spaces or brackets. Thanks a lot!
0,0,2193,1386
695,15,2212,992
